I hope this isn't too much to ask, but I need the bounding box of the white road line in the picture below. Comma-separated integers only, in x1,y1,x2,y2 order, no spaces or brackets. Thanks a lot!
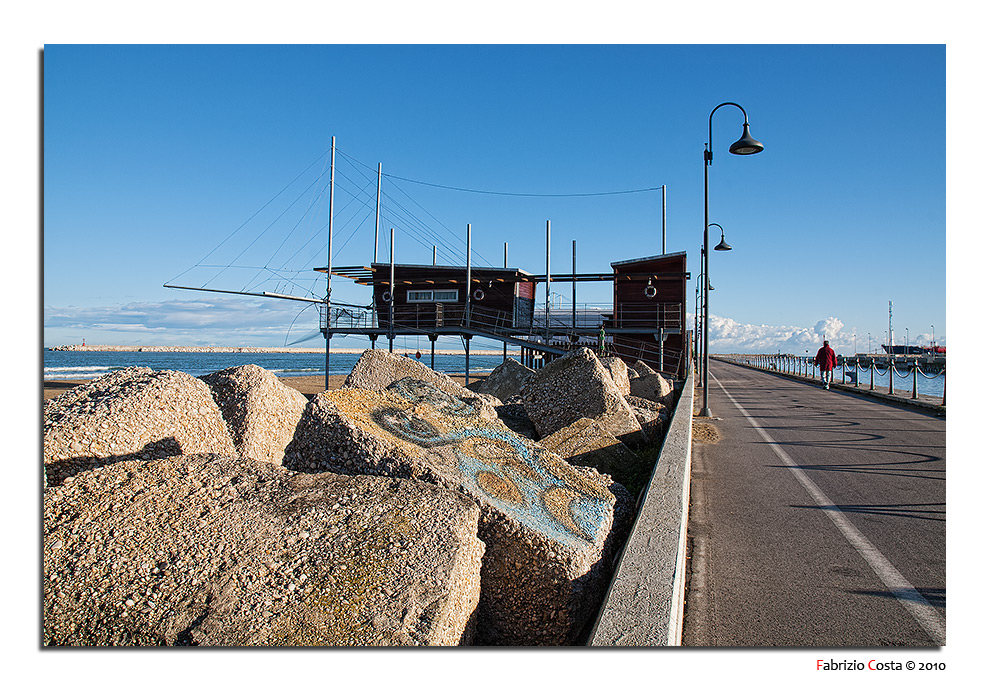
712,373,946,645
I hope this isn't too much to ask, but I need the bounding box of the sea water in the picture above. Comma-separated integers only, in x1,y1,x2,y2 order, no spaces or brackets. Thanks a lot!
43,349,515,381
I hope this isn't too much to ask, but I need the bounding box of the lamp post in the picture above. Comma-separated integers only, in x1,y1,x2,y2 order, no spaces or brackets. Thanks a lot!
700,103,763,417
706,222,731,376
694,272,701,373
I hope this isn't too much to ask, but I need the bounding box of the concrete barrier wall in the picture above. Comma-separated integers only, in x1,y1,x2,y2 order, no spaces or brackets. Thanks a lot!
587,371,695,646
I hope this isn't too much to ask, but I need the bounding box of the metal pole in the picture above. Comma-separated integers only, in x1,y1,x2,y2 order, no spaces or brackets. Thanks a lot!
433,245,437,266
324,135,336,391
504,241,509,362
572,239,577,333
661,184,667,254
701,144,712,416
465,336,471,387
545,220,551,343
373,162,381,263
466,224,472,327
389,228,395,352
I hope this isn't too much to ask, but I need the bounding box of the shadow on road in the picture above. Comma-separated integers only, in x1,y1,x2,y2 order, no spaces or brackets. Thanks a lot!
790,501,946,522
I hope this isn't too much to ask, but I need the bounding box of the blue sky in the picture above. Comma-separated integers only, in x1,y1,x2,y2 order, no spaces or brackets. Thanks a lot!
41,43,946,355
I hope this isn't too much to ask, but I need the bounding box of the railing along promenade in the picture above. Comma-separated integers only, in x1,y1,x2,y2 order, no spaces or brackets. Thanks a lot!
712,353,946,407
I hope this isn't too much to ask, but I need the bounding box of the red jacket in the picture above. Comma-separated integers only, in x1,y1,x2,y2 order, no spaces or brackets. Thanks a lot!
814,345,836,370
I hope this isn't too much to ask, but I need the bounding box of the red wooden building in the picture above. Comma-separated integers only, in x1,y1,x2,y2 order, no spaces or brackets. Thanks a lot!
323,251,689,377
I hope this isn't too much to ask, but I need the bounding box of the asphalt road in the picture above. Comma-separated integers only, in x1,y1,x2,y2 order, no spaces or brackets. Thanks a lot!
682,359,946,647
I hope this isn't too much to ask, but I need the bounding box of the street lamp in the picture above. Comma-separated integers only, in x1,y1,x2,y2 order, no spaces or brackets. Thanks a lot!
711,223,732,251
701,102,764,417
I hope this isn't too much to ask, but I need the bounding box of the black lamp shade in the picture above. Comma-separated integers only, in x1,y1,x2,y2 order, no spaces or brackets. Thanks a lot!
728,122,764,155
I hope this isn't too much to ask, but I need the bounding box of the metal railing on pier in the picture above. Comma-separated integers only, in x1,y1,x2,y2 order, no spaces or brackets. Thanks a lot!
716,353,946,405
317,300,686,376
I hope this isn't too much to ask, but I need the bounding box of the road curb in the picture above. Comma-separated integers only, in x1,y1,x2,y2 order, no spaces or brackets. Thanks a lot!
587,371,695,646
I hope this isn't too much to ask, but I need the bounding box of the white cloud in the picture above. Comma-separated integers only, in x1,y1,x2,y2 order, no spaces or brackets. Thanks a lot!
692,314,860,355
44,297,325,347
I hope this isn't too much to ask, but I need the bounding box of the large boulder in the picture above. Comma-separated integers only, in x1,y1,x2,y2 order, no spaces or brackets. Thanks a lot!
600,356,631,396
284,376,633,645
44,367,235,486
540,417,640,482
344,349,497,421
469,358,535,402
201,364,308,465
624,395,670,441
520,348,643,443
43,453,484,646
628,360,674,405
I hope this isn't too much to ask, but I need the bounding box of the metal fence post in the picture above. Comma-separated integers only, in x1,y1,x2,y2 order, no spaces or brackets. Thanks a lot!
912,360,919,399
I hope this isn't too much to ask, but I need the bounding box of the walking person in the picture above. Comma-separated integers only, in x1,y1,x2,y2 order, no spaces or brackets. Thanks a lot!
814,339,837,389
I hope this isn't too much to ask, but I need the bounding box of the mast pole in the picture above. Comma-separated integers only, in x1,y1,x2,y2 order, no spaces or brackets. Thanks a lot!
389,228,395,351
465,224,473,386
324,135,336,390
661,184,667,254
466,224,472,324
374,162,382,263
545,220,551,343
572,239,577,332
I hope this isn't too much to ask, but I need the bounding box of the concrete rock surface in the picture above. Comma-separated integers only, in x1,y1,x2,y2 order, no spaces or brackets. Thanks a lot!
44,367,235,486
628,360,674,405
283,376,632,645
600,357,631,396
344,349,497,421
540,417,640,481
44,453,484,646
624,395,670,440
520,348,643,443
201,364,308,466
469,358,535,402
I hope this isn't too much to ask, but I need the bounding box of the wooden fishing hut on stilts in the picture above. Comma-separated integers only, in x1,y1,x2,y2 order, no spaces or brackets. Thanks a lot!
316,222,690,382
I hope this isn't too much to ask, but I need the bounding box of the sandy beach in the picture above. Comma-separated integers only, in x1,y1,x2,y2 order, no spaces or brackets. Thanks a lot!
44,372,491,402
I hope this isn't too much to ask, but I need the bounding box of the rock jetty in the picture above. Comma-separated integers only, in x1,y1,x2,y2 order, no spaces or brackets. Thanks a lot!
521,347,643,443
43,347,676,646
628,359,674,406
44,367,235,487
44,453,483,645
283,376,633,645
467,358,534,402
540,417,641,481
201,364,308,466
